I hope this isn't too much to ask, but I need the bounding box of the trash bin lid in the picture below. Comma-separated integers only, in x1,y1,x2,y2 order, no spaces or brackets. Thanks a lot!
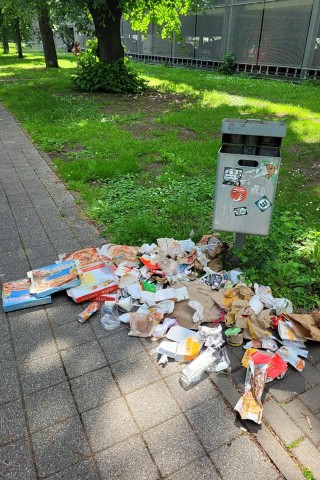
221,118,287,137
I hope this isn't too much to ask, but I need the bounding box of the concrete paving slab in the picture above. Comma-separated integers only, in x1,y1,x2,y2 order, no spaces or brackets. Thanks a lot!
297,384,320,414
32,415,91,477
45,459,100,480
25,382,77,433
0,400,27,445
96,435,159,480
19,352,67,395
210,435,280,480
144,414,205,477
82,397,138,452
53,320,96,351
0,341,16,371
99,328,145,364
0,367,20,405
70,366,121,413
0,437,37,480
185,396,242,451
60,340,107,379
110,350,161,395
126,380,181,431
166,456,222,480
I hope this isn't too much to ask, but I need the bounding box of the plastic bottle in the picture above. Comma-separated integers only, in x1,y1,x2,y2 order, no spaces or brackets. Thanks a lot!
179,342,230,389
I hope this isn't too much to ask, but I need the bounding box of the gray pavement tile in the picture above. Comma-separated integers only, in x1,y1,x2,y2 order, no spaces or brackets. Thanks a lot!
291,438,320,480
0,437,36,480
70,366,121,413
0,316,10,344
45,459,100,480
0,249,28,267
96,435,159,480
60,340,107,379
165,372,220,412
0,235,24,252
262,399,303,445
210,435,279,480
13,329,57,362
19,230,50,248
144,414,205,477
298,384,320,414
0,367,20,405
268,369,310,403
53,321,96,351
227,347,242,372
0,341,16,371
110,350,161,395
45,296,83,326
25,382,77,433
50,237,82,254
99,329,144,364
283,397,320,447
29,256,58,270
82,397,138,452
0,400,27,445
0,264,32,282
167,456,222,480
306,342,320,365
32,415,91,477
25,243,57,262
185,396,242,451
8,308,51,336
19,352,67,395
255,425,306,480
126,380,180,431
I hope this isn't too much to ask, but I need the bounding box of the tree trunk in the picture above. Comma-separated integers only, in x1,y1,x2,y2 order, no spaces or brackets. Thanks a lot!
15,19,23,58
2,31,9,54
87,0,124,64
37,2,58,68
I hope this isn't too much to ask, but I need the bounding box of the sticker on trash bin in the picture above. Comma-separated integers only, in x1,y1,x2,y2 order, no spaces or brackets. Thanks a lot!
234,206,248,216
230,186,247,202
223,167,243,186
254,161,278,182
255,196,273,212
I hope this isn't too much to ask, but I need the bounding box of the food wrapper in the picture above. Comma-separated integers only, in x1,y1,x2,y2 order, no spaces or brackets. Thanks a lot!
128,312,157,337
234,361,268,424
77,302,101,323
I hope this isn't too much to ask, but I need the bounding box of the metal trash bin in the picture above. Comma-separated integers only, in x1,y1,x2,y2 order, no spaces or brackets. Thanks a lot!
212,119,287,236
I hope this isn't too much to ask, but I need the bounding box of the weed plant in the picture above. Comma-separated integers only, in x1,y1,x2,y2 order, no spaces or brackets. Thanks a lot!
0,53,319,308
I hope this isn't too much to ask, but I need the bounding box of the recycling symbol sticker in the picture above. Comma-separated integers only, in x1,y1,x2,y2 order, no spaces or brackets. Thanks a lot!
255,196,273,212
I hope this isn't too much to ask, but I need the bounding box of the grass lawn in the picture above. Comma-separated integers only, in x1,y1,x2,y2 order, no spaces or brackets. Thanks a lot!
0,52,319,309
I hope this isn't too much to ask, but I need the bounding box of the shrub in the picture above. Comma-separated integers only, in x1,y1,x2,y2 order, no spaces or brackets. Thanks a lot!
72,39,146,93
219,52,235,74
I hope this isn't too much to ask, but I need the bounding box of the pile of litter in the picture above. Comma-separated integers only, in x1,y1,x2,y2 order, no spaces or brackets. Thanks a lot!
2,235,319,425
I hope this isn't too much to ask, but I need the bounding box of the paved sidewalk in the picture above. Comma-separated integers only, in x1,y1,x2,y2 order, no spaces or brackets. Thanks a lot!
0,102,319,480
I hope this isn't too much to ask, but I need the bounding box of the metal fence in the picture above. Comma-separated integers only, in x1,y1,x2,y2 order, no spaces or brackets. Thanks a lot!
121,0,320,78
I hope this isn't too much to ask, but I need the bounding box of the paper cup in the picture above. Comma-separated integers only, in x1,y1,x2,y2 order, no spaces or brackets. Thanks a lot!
117,296,132,312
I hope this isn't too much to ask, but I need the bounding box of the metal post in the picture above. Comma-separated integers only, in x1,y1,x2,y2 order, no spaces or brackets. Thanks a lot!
301,0,320,79
223,0,234,56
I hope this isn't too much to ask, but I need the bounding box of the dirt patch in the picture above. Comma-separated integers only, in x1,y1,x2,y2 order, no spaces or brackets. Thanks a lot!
99,90,191,116
47,145,86,162
98,90,199,141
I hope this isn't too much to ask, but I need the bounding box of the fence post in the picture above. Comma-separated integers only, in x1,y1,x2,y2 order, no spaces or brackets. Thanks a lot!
223,0,234,56
301,0,320,79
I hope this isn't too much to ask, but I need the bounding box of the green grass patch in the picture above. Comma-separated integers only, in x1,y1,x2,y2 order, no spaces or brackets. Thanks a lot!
287,437,304,450
303,468,316,480
0,53,319,308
